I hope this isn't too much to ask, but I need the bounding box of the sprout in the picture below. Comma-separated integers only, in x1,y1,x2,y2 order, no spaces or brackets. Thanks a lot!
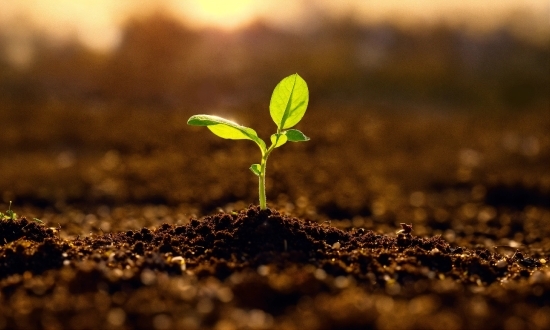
0,201,17,221
188,73,310,210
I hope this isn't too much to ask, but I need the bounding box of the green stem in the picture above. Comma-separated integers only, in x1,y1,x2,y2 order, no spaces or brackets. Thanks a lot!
258,129,282,210
259,156,267,210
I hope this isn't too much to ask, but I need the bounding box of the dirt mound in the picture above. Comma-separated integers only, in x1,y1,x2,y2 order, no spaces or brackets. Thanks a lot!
0,206,548,329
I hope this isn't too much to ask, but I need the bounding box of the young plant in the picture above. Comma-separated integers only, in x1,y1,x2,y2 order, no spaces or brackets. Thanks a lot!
187,73,310,210
0,201,17,221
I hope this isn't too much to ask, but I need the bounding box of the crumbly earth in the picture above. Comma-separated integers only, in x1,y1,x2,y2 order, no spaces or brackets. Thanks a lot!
0,106,549,329
0,205,548,330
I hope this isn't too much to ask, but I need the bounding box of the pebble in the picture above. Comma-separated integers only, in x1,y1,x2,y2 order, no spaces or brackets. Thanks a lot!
496,259,508,268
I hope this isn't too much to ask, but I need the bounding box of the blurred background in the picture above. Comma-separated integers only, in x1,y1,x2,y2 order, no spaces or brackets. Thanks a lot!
1,0,548,108
0,0,549,236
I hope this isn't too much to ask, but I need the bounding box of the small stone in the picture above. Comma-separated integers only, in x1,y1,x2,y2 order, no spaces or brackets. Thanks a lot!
496,259,508,268
332,242,341,249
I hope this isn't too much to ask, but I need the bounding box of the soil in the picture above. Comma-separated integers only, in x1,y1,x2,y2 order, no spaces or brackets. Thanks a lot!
0,206,548,330
0,105,549,329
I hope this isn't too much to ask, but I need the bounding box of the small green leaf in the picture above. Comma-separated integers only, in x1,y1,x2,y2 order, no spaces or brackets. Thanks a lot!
33,218,44,224
270,74,309,129
250,164,261,176
270,133,288,148
188,115,266,151
188,115,255,140
285,129,310,142
207,125,250,140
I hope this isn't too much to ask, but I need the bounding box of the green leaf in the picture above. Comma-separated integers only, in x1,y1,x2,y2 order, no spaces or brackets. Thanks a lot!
270,133,288,148
285,129,310,142
188,115,266,150
6,210,15,220
250,164,261,176
270,73,309,129
188,115,255,140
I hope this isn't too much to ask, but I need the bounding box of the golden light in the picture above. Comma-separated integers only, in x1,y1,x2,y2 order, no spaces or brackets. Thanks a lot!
0,0,547,52
174,0,259,30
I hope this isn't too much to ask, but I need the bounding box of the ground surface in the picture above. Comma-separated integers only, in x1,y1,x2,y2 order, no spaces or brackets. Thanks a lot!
0,104,549,329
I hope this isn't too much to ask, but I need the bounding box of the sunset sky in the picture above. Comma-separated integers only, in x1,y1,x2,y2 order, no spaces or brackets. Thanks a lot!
0,0,548,51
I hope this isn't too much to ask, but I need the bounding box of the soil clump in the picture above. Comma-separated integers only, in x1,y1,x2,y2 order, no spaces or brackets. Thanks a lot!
1,205,548,329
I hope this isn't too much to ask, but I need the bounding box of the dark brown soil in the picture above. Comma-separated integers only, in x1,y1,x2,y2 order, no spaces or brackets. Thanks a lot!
0,106,549,329
0,204,548,330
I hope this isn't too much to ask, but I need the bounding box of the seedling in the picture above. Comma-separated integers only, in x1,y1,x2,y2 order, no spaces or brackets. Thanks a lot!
0,201,17,221
188,73,310,210
0,202,42,223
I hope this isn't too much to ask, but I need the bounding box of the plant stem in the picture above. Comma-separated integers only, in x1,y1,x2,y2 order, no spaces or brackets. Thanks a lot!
258,129,282,210
259,156,267,210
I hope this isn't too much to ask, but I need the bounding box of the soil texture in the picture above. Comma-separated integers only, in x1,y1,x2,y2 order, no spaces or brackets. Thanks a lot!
0,106,549,329
0,205,549,330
